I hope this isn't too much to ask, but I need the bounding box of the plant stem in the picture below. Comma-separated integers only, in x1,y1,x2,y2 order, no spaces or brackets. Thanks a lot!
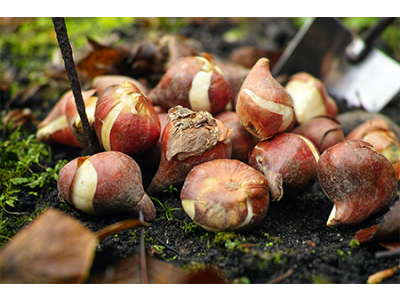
52,17,102,154
139,211,149,284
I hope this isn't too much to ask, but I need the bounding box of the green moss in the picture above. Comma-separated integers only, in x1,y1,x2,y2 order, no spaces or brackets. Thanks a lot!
0,127,66,211
263,232,282,245
212,231,247,252
232,277,251,284
0,17,138,100
349,239,360,249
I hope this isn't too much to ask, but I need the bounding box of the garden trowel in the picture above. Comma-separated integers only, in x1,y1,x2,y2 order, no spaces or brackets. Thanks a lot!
271,17,400,113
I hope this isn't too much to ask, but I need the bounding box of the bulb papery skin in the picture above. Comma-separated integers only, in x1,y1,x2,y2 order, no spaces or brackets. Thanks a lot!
346,118,400,164
285,72,338,125
146,106,232,194
181,159,269,232
36,90,86,148
248,132,319,201
236,58,295,140
317,139,398,226
94,81,161,155
57,151,156,221
148,53,231,115
65,89,98,147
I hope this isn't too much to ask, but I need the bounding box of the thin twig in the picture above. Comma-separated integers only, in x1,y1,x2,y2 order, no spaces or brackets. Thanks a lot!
155,237,180,256
375,247,400,259
52,17,102,154
267,268,294,284
139,211,149,284
95,219,149,241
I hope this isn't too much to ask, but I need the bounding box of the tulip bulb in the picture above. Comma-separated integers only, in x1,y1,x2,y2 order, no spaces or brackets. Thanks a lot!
236,57,295,140
181,159,269,232
94,81,161,155
36,90,97,148
58,151,156,221
148,53,232,115
215,111,257,163
92,75,148,96
285,72,338,125
65,92,98,148
292,116,345,154
317,140,398,226
248,132,320,201
346,118,400,164
146,105,232,194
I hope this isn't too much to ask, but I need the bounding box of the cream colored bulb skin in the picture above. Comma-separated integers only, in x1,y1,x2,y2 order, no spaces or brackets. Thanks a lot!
69,157,97,214
57,151,156,221
148,53,231,115
181,159,270,232
285,72,338,125
236,58,295,140
94,81,161,155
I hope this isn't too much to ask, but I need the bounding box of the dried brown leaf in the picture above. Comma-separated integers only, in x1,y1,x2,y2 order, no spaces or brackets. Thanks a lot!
76,37,129,79
353,200,400,248
89,253,226,284
89,254,186,284
0,208,149,284
0,208,97,283
367,265,399,284
2,108,40,131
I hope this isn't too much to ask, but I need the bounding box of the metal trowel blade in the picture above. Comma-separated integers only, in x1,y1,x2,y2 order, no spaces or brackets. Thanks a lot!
272,17,400,113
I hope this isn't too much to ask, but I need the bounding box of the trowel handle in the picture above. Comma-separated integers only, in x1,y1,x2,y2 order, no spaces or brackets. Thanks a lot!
363,17,395,48
346,17,396,64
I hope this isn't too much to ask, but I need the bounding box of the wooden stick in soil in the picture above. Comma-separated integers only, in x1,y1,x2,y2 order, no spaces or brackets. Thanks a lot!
139,211,149,284
52,17,102,154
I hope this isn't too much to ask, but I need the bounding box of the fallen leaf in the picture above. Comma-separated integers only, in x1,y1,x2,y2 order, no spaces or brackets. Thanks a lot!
76,37,129,80
89,253,226,284
367,265,399,284
0,208,148,284
2,108,39,131
0,208,97,283
353,200,400,251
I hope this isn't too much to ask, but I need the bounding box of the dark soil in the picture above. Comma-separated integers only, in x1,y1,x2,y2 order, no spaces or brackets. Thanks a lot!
1,17,400,284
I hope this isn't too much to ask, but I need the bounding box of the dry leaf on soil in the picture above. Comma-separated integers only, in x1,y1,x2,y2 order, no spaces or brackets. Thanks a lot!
353,199,400,251
0,208,97,283
89,253,227,284
0,208,148,284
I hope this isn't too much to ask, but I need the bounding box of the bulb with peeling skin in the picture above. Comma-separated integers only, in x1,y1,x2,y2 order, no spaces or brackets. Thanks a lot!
346,118,400,164
285,72,338,125
94,81,161,155
181,159,270,232
248,132,320,202
148,53,231,115
236,57,295,140
146,105,232,195
65,92,98,148
57,151,156,221
36,89,94,148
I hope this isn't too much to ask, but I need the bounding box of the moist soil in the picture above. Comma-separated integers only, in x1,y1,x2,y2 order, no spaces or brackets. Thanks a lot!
2,17,400,284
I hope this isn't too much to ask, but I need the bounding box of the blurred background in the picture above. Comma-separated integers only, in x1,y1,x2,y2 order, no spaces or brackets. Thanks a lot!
1,17,399,117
